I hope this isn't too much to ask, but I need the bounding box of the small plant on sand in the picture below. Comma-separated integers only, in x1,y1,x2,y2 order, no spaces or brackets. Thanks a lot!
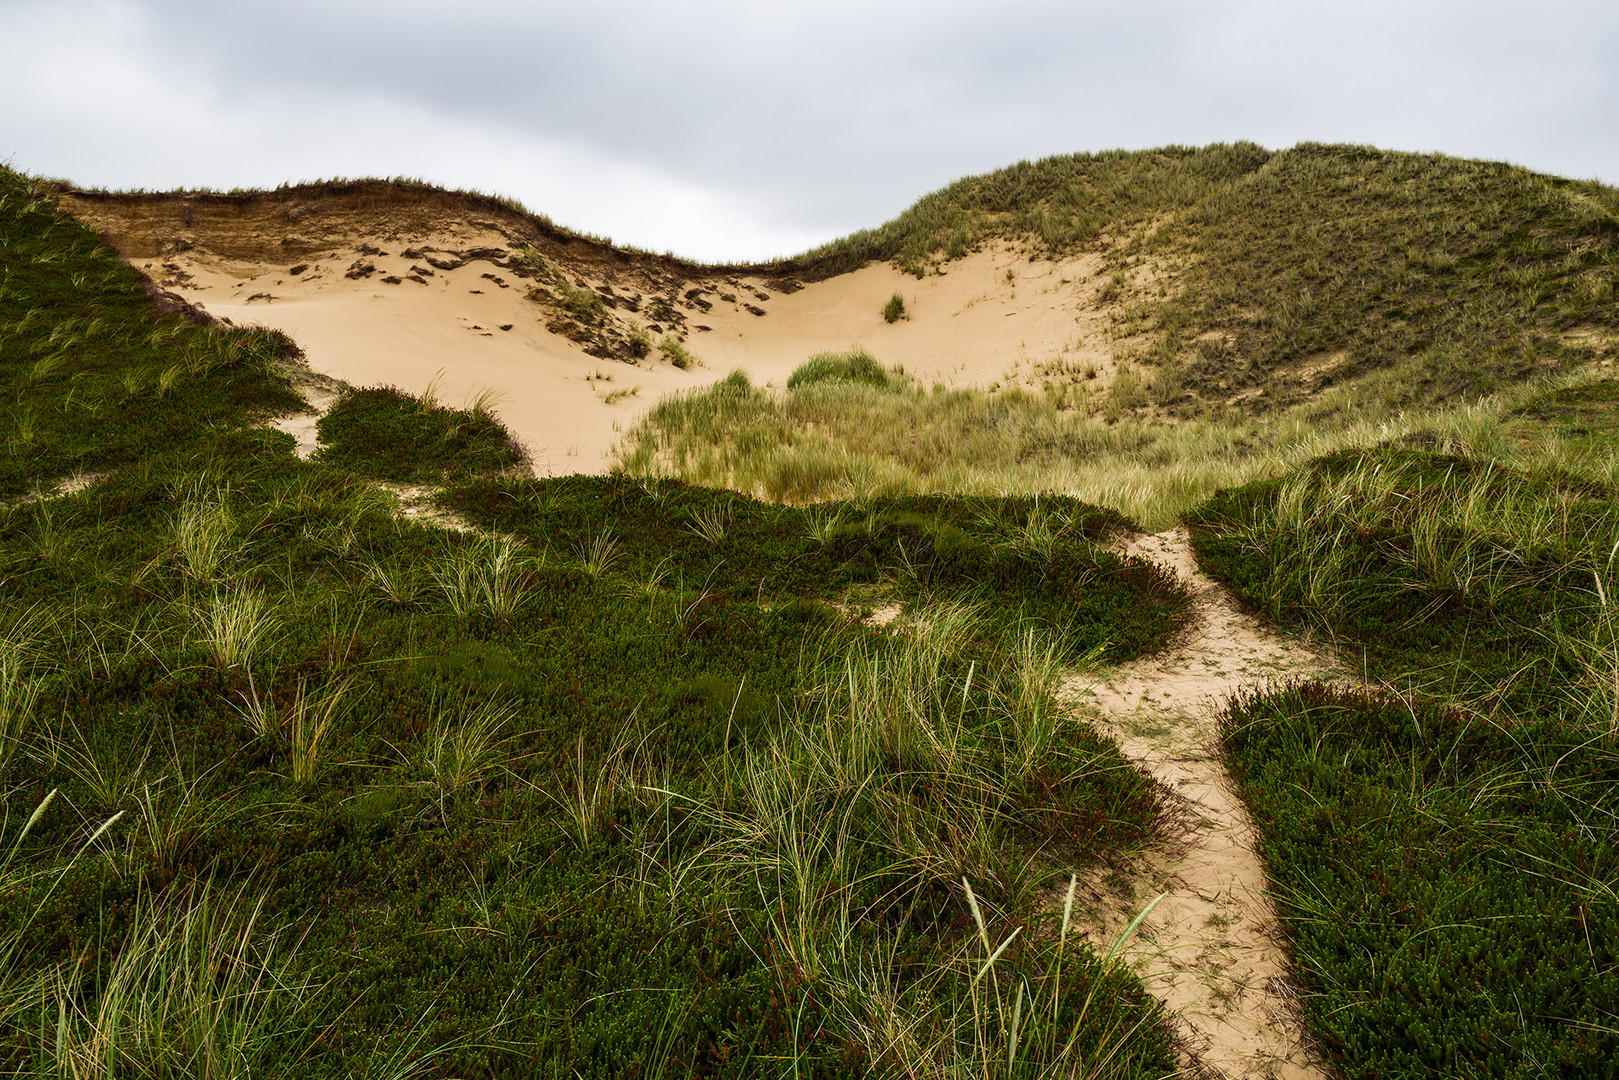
658,334,695,370
882,291,908,324
626,323,652,359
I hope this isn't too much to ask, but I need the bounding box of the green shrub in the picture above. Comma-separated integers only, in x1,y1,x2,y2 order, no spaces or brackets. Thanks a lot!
786,346,891,391
315,385,528,482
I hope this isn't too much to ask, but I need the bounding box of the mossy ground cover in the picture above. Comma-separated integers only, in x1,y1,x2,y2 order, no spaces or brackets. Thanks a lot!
1187,445,1616,716
0,449,1182,1077
315,384,529,482
439,473,1187,665
1221,682,1619,1078
1,170,1186,1076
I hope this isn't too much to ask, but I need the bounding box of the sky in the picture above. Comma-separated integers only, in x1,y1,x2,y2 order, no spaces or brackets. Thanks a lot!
2,0,1616,262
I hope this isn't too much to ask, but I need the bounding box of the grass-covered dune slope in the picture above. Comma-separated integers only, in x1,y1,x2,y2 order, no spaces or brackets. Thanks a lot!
787,141,1618,411
1,165,1197,1077
613,143,1618,525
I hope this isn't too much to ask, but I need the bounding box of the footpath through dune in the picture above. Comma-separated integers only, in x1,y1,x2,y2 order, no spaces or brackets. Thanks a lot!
1063,528,1342,1080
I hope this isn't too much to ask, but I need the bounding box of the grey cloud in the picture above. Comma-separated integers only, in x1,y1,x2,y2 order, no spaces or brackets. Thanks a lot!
2,0,1616,258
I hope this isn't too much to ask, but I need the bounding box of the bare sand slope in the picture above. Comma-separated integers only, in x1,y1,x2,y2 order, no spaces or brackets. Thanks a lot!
1063,529,1344,1080
66,189,1123,472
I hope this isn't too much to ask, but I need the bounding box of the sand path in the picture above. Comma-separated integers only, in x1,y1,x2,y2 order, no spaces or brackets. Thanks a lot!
1062,528,1342,1080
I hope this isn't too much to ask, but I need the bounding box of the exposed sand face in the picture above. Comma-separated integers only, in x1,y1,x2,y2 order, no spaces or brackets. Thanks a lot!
1062,528,1344,1080
66,192,1126,473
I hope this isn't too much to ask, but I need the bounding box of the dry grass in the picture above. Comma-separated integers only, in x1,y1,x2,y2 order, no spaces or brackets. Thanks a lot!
615,361,1617,530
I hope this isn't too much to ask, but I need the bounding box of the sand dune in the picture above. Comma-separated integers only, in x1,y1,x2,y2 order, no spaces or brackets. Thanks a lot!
67,188,1125,472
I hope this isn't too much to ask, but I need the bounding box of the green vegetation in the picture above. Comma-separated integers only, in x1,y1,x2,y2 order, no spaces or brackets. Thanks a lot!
785,347,892,392
617,178,1619,1072
626,322,653,359
439,475,1187,664
788,143,1619,419
615,354,1591,530
882,292,907,324
1,165,1188,1077
1186,384,1619,1074
0,175,303,501
659,333,696,370
315,383,529,483
1187,440,1617,714
31,140,1619,1076
787,143,1276,280
1221,683,1618,1078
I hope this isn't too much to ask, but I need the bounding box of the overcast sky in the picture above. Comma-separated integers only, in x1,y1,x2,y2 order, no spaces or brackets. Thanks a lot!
3,0,1616,261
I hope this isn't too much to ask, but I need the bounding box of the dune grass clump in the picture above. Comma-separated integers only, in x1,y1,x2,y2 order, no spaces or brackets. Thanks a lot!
38,886,320,1076
882,291,908,323
786,345,893,391
315,383,528,482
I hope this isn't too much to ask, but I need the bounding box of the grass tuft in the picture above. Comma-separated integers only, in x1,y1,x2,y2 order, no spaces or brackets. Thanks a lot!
882,291,908,324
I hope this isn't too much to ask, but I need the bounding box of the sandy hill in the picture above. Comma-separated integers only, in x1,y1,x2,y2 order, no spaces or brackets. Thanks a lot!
64,144,1619,471
64,181,1119,472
